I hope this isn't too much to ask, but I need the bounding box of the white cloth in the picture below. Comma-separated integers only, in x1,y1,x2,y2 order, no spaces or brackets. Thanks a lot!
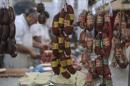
15,14,32,48
4,14,33,68
30,23,51,44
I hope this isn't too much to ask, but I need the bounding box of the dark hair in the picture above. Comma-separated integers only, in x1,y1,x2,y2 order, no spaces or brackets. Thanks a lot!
44,11,50,18
25,8,37,17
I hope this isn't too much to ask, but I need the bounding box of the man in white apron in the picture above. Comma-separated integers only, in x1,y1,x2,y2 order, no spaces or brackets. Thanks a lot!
4,8,38,68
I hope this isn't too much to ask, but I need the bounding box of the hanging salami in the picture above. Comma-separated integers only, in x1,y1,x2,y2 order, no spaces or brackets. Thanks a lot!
51,2,76,79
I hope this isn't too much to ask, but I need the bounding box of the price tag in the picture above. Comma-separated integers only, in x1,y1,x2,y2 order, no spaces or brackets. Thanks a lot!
52,43,58,49
60,67,65,73
67,59,73,65
53,22,59,28
69,14,74,20
64,20,70,27
65,42,70,48
51,60,59,67
59,18,64,24
58,37,64,43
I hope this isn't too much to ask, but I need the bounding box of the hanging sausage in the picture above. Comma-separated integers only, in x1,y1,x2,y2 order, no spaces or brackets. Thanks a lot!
51,2,76,79
78,10,113,86
0,0,17,57
112,12,129,69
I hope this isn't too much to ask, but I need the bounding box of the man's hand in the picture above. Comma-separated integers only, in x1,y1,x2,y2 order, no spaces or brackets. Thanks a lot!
16,44,40,59
29,50,40,59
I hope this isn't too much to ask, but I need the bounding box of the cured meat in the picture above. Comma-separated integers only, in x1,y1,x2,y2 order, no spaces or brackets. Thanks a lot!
60,66,71,79
52,13,60,36
80,30,87,46
36,3,45,13
51,56,60,75
78,10,88,29
1,25,10,41
115,44,128,69
66,4,74,24
59,9,66,28
52,38,59,57
9,23,16,39
87,13,94,31
38,13,46,24
8,7,15,22
64,36,71,55
64,14,73,35
58,33,65,50
2,8,10,25
66,56,76,74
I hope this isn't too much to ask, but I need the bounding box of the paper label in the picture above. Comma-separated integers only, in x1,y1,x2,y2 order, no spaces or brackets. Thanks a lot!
60,60,67,67
60,67,66,73
69,14,74,20
53,22,59,28
51,60,58,67
64,20,70,27
52,43,58,49
59,18,64,24
65,42,70,48
58,37,64,43
67,59,72,65
59,49,63,53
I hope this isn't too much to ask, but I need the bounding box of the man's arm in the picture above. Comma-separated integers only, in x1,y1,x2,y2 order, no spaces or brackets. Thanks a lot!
16,44,36,59
33,36,43,48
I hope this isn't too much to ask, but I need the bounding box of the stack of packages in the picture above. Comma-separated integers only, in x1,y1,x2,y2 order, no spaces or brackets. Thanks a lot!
0,0,16,57
51,3,76,79
79,10,113,86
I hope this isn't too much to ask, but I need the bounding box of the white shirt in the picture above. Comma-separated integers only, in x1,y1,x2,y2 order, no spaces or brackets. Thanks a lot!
15,14,32,48
30,23,51,44
4,14,33,68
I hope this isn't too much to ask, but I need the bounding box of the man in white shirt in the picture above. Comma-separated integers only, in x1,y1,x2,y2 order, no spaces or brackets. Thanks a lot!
4,8,39,68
